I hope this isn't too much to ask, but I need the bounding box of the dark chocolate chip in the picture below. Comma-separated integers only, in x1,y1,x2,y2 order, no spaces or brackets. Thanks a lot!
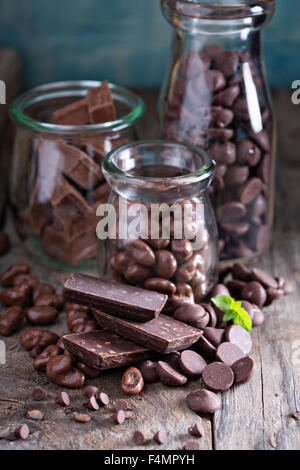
133,430,145,446
226,325,252,354
179,350,207,378
232,356,255,384
216,342,245,366
157,361,187,387
202,362,234,392
186,389,221,414
188,422,204,438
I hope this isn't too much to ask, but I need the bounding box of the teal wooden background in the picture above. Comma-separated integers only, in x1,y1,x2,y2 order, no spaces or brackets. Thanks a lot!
0,0,298,89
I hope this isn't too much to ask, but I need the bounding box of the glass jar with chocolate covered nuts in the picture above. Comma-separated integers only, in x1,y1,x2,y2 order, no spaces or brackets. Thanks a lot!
98,140,218,314
9,81,145,269
159,0,276,262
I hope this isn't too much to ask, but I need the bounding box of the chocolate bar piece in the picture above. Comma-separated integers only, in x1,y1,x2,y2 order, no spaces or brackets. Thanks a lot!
86,82,116,124
93,309,203,353
64,273,167,322
63,330,152,371
53,98,90,125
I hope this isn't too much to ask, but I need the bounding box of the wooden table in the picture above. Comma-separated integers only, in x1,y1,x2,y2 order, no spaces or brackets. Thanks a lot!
0,90,299,451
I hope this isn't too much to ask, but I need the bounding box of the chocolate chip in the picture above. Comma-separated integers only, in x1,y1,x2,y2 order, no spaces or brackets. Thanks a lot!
15,424,30,440
200,304,217,328
241,281,266,307
56,391,70,407
125,410,135,420
183,440,200,450
202,362,234,392
84,386,99,398
216,342,245,367
137,360,159,384
154,430,167,445
114,410,126,425
196,335,216,361
232,263,251,282
85,396,100,411
99,392,110,407
203,327,225,348
211,284,230,297
115,399,128,411
179,350,207,378
32,387,47,401
174,303,209,329
251,305,265,327
187,389,221,414
232,356,255,384
157,361,187,386
251,268,277,289
133,430,145,446
226,325,252,354
188,422,204,438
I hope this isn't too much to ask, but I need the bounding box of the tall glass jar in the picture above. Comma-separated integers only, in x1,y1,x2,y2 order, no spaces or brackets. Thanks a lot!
9,81,145,270
98,140,218,314
159,0,276,262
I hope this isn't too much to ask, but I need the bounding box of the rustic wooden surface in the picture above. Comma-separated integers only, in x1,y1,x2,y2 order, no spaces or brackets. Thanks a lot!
0,90,299,451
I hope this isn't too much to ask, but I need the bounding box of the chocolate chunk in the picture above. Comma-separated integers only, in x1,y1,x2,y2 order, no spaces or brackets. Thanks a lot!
188,423,204,438
202,362,234,392
64,273,167,322
232,356,255,384
53,98,90,125
86,81,116,124
63,330,152,371
93,309,201,354
157,361,187,387
178,350,207,378
216,342,245,366
226,325,252,354
133,430,145,446
186,389,221,414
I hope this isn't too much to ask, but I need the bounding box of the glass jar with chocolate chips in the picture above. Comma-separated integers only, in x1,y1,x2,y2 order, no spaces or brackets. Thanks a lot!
98,140,218,314
9,81,145,269
159,0,276,262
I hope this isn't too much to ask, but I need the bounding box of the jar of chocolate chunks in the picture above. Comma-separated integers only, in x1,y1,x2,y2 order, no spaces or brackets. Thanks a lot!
9,81,145,269
159,0,276,262
98,140,218,314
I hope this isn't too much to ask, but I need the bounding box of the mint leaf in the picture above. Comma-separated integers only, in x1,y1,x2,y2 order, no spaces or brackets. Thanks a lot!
211,295,252,332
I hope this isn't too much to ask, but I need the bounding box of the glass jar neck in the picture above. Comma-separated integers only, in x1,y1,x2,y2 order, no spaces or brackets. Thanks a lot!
161,0,275,34
103,140,215,203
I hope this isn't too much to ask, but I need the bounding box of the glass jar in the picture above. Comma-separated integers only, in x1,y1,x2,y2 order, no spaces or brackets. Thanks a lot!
159,0,276,262
98,140,218,314
9,81,146,270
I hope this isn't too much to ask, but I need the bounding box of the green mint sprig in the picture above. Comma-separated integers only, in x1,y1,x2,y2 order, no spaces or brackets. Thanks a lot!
211,295,252,332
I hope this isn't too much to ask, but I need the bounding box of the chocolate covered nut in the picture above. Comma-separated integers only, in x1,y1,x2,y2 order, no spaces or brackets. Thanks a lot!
214,49,239,77
46,354,85,389
188,423,204,438
208,141,236,165
13,274,38,290
15,424,30,440
241,281,266,307
154,250,177,279
76,361,100,378
34,293,65,310
170,239,193,262
216,342,245,366
33,283,55,302
133,430,145,446
157,361,187,387
175,259,196,283
110,252,131,274
179,350,207,378
211,106,234,128
232,356,255,384
0,285,30,308
206,128,234,141
137,360,159,384
238,178,263,205
203,327,225,348
226,324,252,354
202,362,234,392
251,268,277,289
75,413,91,423
174,304,209,329
204,69,226,92
257,154,270,184
224,164,249,185
213,85,240,107
146,238,170,250
125,239,156,267
121,367,144,396
187,389,221,414
56,391,70,407
196,335,216,360
251,304,265,327
124,264,153,284
218,202,246,223
0,263,30,287
0,306,24,336
86,81,116,124
32,387,47,401
84,386,99,398
154,430,167,445
237,139,261,166
33,345,62,371
20,329,60,352
0,232,9,256
232,263,251,282
220,221,250,238
247,129,270,152
144,278,176,295
26,306,59,325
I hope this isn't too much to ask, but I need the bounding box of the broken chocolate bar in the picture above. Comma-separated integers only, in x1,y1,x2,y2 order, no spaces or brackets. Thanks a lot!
64,273,167,322
63,330,152,370
53,98,90,126
86,81,117,124
92,309,202,353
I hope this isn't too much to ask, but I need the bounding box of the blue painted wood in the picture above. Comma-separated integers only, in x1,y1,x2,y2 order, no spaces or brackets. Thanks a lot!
0,0,299,89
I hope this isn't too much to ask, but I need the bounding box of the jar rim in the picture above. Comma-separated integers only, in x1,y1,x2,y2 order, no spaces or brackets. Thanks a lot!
9,80,146,135
161,0,276,21
103,139,216,187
